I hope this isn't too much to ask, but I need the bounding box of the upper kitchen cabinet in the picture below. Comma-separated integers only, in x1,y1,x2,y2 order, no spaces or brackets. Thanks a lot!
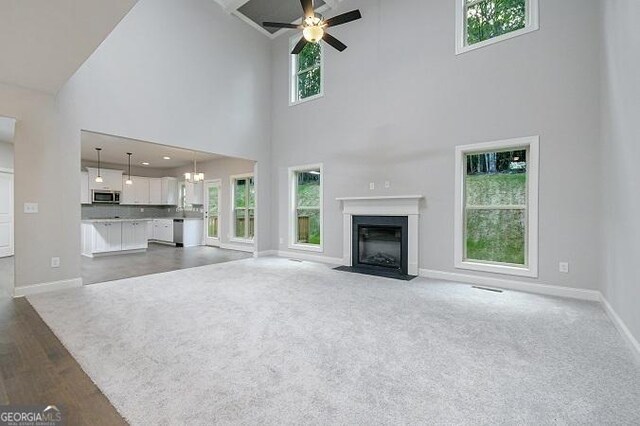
161,177,178,205
121,176,150,205
87,168,123,192
149,178,162,205
81,171,90,204
185,181,203,205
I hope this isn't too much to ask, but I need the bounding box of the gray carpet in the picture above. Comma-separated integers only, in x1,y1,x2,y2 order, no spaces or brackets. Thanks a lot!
28,258,640,424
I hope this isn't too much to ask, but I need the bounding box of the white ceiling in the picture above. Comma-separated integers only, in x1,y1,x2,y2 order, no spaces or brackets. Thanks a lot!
0,0,138,94
81,131,223,169
0,117,15,144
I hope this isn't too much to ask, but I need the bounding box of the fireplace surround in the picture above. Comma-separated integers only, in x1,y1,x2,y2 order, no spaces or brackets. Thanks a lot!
336,195,423,279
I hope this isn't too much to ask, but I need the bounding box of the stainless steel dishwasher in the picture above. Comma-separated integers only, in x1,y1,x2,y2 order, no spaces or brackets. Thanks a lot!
173,219,184,247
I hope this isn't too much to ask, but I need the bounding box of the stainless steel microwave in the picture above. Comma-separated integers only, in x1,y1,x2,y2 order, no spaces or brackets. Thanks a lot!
92,190,120,204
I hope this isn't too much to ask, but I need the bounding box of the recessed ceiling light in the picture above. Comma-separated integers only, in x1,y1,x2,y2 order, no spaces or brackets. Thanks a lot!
163,156,171,160
141,162,150,165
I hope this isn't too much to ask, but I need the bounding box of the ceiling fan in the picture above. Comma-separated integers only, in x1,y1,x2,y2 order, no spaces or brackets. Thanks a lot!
263,0,362,54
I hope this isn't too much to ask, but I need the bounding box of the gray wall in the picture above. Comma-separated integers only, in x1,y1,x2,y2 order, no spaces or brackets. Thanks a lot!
601,0,640,342
0,141,13,169
170,156,255,248
270,0,603,290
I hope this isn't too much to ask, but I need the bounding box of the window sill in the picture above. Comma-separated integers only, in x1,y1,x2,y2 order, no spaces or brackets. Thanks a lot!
456,25,539,55
289,92,324,107
229,237,254,244
288,243,323,253
455,260,538,278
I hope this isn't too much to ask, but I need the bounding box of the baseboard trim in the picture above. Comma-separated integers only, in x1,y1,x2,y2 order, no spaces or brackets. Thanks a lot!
419,268,601,301
600,295,640,361
276,250,343,265
255,250,278,257
219,242,255,253
14,277,83,298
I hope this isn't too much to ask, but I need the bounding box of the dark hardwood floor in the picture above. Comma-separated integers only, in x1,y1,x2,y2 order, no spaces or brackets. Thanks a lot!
0,297,126,425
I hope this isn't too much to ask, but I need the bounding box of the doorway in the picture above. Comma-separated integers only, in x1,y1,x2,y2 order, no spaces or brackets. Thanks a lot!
0,116,16,298
204,180,221,247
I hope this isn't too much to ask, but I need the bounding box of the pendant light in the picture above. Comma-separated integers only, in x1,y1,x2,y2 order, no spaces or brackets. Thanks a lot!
185,153,204,183
125,152,133,185
95,148,103,183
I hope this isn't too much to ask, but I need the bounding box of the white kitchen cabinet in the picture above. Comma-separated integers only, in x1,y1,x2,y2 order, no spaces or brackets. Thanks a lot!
149,178,162,205
90,222,122,254
152,218,173,242
122,221,149,250
146,221,153,240
121,176,150,205
81,171,90,204
185,181,203,205
87,168,123,192
161,177,178,205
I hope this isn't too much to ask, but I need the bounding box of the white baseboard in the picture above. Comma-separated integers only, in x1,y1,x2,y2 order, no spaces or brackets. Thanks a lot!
14,277,83,298
220,242,255,253
276,250,343,265
600,295,640,362
256,250,278,257
419,268,601,301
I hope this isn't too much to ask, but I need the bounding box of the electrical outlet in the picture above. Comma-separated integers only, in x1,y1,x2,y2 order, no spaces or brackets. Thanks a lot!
369,182,375,190
559,262,569,273
140,208,145,212
24,203,38,214
51,257,60,268
384,181,390,188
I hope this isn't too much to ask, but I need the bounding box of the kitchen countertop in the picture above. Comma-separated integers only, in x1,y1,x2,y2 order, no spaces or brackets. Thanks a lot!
82,217,203,223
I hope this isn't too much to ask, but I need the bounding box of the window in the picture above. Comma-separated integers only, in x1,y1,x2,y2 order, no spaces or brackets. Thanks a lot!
289,164,323,251
231,174,255,241
454,136,538,277
455,0,539,54
290,38,323,105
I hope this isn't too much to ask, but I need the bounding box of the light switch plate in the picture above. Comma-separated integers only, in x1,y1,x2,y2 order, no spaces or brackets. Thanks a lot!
369,182,375,190
384,181,390,188
559,262,569,273
24,203,38,214
51,257,60,268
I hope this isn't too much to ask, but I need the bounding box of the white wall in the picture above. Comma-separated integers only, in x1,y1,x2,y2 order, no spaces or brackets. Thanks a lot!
601,0,640,342
170,156,255,249
270,0,603,290
0,141,13,170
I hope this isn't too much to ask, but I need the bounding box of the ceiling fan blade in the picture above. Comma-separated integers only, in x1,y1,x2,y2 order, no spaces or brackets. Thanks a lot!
323,32,347,52
324,10,362,28
301,0,314,18
263,22,301,29
291,37,309,55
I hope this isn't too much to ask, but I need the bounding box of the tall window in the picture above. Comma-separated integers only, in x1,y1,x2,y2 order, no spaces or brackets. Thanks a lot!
290,40,323,105
455,137,538,277
289,164,323,251
232,175,255,240
456,0,539,54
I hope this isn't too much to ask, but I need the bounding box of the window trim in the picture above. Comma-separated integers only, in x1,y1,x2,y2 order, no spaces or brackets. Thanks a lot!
230,173,255,244
288,163,324,253
454,136,539,277
204,179,222,243
455,0,539,55
289,35,325,106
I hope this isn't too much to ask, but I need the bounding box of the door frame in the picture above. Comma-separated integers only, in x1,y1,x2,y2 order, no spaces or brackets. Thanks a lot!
203,179,222,247
0,168,14,258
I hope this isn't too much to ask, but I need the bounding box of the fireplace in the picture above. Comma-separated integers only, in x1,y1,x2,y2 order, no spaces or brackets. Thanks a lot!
353,216,408,276
336,195,423,279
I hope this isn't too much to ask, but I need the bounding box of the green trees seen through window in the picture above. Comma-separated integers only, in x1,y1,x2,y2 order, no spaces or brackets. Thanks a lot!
466,0,526,45
295,42,322,101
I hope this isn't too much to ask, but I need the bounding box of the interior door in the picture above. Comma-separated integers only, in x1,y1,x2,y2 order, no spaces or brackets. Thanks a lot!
204,180,221,246
0,171,13,257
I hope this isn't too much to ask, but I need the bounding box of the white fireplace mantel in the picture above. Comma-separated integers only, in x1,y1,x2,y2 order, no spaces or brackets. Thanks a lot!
337,195,423,275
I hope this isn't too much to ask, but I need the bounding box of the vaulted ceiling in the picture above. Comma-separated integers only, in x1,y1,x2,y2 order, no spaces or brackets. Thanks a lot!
0,0,137,94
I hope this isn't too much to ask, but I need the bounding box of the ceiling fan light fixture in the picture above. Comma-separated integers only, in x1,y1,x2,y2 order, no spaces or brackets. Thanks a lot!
303,24,324,43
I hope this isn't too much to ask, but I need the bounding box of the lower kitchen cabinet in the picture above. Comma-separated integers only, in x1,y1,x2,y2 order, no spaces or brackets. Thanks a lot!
82,220,150,257
152,219,174,243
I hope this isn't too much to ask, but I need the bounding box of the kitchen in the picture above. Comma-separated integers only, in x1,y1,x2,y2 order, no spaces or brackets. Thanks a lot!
80,131,256,284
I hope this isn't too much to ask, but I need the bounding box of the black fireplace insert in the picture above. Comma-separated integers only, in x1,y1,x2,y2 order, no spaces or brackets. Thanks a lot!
335,215,415,280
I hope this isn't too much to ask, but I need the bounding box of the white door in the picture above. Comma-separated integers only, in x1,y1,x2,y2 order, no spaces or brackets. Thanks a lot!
0,171,13,257
204,180,221,246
